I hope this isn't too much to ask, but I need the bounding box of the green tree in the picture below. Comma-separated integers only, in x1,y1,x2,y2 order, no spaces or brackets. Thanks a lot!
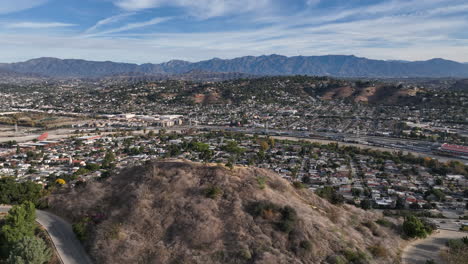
395,197,406,209
402,216,428,238
316,186,344,205
260,141,269,152
200,149,213,163
102,151,116,169
225,160,234,170
85,163,101,172
6,236,51,264
0,202,37,257
0,178,44,205
351,188,362,197
222,141,244,155
361,199,372,210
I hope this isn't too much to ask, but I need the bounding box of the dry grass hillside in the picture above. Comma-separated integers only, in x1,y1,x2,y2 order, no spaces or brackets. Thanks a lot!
48,160,404,264
320,85,418,104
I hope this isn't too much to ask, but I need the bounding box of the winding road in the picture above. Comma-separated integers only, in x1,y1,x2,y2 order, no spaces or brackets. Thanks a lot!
0,206,93,264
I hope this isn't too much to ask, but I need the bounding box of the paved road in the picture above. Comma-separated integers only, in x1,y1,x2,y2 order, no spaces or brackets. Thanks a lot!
429,218,467,231
402,230,467,264
0,206,93,264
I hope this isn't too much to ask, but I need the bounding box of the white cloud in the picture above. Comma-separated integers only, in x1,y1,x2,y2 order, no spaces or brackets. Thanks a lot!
4,22,76,29
86,17,171,36
85,13,136,33
113,0,272,18
0,0,49,14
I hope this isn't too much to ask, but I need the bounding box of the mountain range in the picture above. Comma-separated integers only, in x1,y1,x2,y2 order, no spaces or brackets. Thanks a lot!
1,55,468,78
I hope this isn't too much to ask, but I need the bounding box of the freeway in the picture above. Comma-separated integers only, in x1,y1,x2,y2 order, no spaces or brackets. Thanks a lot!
0,124,465,163
0,206,93,264
190,125,466,163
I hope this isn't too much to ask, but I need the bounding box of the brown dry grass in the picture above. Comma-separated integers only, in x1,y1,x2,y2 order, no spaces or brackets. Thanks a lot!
49,160,403,264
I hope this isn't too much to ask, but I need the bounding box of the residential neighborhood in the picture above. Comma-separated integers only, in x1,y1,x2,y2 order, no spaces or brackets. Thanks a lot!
1,127,466,221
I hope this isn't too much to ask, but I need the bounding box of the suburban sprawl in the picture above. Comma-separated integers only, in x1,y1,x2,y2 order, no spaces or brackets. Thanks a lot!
0,76,467,224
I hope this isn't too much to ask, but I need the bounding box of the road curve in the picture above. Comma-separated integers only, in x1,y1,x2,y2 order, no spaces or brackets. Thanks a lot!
0,206,93,264
401,230,467,264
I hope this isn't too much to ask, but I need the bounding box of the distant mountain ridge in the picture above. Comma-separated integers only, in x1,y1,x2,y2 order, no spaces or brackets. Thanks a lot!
1,55,468,78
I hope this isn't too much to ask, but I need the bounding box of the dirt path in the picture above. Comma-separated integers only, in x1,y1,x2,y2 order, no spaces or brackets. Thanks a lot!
401,230,467,264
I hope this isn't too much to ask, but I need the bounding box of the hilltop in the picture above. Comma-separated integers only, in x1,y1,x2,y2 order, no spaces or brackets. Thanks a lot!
48,160,403,264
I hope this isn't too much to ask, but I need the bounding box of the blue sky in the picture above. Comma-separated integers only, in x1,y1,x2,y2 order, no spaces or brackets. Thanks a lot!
0,0,467,63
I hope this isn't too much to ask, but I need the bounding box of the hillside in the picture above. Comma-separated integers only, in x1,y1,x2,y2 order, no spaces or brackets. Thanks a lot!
2,55,468,78
48,160,403,264
141,76,426,106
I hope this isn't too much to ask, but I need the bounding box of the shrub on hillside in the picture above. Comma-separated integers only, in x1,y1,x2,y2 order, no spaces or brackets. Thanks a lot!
375,218,393,228
292,181,305,189
72,217,91,242
248,201,298,233
204,186,223,199
343,249,369,264
402,215,432,238
368,244,388,258
316,186,344,205
440,237,468,264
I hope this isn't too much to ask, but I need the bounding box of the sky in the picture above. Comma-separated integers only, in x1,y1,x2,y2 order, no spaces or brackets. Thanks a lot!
0,0,467,63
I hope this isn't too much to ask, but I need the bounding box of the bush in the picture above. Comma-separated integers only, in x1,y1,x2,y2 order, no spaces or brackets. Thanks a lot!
248,202,298,233
72,217,90,242
446,237,468,250
375,218,392,228
300,240,312,251
440,237,468,264
249,201,280,218
362,221,381,237
239,248,252,260
204,186,223,199
360,199,372,210
292,181,305,189
368,244,388,258
344,249,369,264
256,177,266,189
402,215,430,238
316,186,344,205
277,219,295,233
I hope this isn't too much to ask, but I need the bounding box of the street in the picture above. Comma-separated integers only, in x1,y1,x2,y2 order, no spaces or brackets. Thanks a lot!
0,206,93,264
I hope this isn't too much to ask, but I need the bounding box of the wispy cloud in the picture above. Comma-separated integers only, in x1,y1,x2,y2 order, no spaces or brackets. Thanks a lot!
113,0,272,18
86,17,171,36
0,0,49,14
4,22,76,29
85,13,136,34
